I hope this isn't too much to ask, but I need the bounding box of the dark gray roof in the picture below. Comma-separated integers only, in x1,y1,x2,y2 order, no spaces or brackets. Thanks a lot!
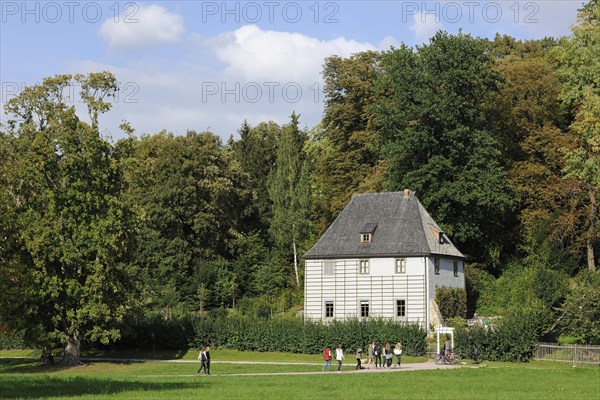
304,191,465,259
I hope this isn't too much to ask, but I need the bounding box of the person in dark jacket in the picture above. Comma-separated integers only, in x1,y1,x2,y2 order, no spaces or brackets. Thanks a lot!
373,341,382,368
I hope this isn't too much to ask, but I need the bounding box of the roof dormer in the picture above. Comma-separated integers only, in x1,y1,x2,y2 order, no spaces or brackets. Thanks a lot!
360,223,378,243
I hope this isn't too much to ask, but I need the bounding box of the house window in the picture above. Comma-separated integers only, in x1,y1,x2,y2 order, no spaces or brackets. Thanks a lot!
396,299,406,317
323,261,335,276
453,261,459,277
434,258,440,275
325,301,334,318
359,259,370,274
395,258,406,274
360,300,370,318
361,233,372,243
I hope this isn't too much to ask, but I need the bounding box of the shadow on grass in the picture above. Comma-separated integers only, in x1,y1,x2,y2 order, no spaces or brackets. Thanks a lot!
0,359,207,399
0,358,156,374
0,375,208,399
81,348,190,360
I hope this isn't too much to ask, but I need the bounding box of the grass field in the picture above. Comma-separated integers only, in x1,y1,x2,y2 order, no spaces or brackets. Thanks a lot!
1,350,598,399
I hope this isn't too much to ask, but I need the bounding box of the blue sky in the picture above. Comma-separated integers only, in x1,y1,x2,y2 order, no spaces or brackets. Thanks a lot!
1,1,583,141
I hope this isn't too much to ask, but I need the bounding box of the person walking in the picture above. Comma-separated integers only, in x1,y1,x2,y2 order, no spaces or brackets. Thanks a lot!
197,346,211,375
384,343,392,368
204,346,211,375
394,342,402,368
355,348,363,370
373,341,382,368
335,344,345,372
367,342,374,369
322,346,332,372
197,347,206,375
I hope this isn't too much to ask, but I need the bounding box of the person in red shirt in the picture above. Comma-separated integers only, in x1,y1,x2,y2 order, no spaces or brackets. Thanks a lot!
322,346,332,372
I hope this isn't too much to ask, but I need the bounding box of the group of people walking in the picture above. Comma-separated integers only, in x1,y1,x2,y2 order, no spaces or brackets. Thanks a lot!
322,341,402,372
369,341,402,369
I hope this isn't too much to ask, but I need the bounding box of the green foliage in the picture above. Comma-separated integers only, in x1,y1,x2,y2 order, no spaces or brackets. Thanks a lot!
464,264,495,317
557,335,584,345
0,73,138,356
314,52,384,234
551,0,600,271
435,287,467,320
230,120,279,233
474,261,568,319
268,113,312,287
119,130,251,310
0,326,25,350
190,317,427,356
557,271,600,344
103,313,194,351
455,302,551,362
371,32,516,265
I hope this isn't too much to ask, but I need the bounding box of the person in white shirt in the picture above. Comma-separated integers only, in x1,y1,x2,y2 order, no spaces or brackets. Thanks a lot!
335,344,345,372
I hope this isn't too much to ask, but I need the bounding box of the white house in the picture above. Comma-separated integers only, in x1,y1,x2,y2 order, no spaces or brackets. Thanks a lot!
303,190,465,328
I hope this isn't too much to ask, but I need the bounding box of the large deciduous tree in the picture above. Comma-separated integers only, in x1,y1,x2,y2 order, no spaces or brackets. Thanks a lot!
0,73,136,365
314,52,384,234
551,0,600,271
372,32,515,267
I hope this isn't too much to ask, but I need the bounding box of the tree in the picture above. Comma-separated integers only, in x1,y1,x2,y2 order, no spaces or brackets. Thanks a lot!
268,113,312,288
118,130,249,311
0,73,136,365
314,52,384,233
490,55,588,271
372,32,515,267
230,120,279,234
551,0,600,271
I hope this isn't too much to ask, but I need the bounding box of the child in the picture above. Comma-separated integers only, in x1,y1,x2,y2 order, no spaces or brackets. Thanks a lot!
355,348,363,370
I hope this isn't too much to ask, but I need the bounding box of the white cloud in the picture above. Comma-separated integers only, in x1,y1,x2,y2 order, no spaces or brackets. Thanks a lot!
74,26,384,141
410,11,445,44
210,25,375,84
98,5,184,50
378,36,401,50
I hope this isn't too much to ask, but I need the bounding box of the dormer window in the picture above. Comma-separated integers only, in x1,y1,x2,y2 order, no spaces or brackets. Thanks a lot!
429,225,446,244
360,223,377,244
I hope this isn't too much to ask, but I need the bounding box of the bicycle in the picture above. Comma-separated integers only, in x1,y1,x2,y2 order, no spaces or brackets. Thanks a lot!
434,352,461,365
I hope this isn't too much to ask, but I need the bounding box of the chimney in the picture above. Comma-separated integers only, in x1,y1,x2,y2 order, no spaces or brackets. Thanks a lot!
403,188,411,198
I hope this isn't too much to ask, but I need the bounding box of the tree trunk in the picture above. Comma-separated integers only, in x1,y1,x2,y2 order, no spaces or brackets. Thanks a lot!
587,186,597,272
292,239,300,288
61,331,82,366
40,346,54,366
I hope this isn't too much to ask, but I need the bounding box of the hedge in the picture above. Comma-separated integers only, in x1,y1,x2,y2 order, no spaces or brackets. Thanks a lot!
190,316,427,356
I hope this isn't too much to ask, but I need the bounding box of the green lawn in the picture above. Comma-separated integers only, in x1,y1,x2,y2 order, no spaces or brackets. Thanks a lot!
0,353,598,400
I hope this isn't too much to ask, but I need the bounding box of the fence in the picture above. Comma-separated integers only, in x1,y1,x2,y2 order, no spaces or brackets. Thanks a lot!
534,342,600,366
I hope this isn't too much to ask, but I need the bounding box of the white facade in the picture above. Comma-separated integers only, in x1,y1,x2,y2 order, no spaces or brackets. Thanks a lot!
304,256,465,327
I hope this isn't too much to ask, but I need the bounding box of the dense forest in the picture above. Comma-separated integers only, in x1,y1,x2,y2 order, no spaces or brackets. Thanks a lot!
1,1,599,363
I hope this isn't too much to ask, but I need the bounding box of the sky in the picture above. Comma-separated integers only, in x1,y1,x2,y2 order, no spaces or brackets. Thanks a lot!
0,1,584,141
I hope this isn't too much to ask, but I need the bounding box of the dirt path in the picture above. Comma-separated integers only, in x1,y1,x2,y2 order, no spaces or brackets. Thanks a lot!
79,358,458,377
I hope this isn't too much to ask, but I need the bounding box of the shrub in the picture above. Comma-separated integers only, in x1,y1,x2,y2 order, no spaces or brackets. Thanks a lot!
0,324,25,349
454,301,551,362
435,287,467,320
190,316,427,356
101,313,194,351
